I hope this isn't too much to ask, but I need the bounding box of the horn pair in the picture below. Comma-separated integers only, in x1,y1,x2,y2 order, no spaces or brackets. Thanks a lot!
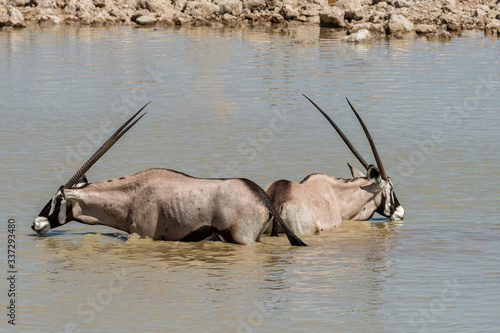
302,94,388,181
64,102,150,189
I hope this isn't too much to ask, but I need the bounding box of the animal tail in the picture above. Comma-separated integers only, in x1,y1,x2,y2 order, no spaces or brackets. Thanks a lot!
272,211,307,246
242,178,307,246
270,212,279,237
265,182,282,237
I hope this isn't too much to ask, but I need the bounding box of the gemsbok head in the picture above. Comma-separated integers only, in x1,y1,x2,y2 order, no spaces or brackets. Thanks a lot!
32,103,306,246
32,104,149,236
265,95,404,235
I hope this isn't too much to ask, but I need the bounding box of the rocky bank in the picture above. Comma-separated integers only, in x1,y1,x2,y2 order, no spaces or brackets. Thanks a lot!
1,0,500,40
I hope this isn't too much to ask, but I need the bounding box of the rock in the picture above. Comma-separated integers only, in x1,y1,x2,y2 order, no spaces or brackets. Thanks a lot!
0,7,25,27
91,10,113,24
442,12,461,31
92,0,106,9
415,24,437,34
0,0,499,38
135,15,157,25
242,0,267,11
394,0,411,8
269,12,284,23
47,14,63,24
174,12,192,25
485,18,500,34
13,0,28,6
138,0,175,14
0,6,8,26
280,4,299,20
387,13,415,36
64,0,94,14
474,8,487,18
244,12,258,21
37,0,57,9
217,0,243,17
301,3,323,17
335,0,365,21
222,12,234,21
351,22,385,36
109,7,127,19
158,7,177,23
319,6,346,28
184,1,220,20
342,29,375,43
427,30,451,40
172,0,187,11
476,5,490,13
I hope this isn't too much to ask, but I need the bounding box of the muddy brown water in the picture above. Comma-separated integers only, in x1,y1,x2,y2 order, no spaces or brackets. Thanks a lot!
0,26,499,332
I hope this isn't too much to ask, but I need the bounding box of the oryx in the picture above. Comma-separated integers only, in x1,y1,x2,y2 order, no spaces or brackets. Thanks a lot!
266,95,404,235
32,104,306,246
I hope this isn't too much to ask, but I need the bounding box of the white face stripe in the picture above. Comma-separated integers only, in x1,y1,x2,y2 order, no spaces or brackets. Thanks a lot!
48,190,68,225
383,182,393,216
58,199,67,225
384,180,405,220
48,194,58,216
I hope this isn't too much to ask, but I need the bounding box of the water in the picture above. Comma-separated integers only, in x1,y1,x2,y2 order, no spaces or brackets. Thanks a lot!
0,25,499,332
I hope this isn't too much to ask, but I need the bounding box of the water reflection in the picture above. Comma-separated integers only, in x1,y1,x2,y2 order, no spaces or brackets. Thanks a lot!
2,26,499,331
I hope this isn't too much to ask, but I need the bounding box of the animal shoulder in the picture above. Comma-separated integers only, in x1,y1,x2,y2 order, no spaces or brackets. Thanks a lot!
300,173,363,186
87,168,193,188
300,173,335,183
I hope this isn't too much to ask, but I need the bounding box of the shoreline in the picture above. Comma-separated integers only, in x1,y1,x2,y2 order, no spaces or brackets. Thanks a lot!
1,0,500,42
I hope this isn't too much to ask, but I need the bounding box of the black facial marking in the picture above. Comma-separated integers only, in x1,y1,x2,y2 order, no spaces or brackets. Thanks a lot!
38,200,53,217
376,186,389,217
47,194,63,228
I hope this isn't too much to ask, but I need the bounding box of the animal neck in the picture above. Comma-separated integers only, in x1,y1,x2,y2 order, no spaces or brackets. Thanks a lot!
66,181,138,234
327,176,382,221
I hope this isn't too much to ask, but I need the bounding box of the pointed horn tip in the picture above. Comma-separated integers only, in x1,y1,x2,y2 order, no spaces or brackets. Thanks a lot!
345,97,355,110
63,103,150,189
345,99,389,180
138,102,151,112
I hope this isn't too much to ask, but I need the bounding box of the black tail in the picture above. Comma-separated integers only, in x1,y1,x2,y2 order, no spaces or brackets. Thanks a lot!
241,178,307,246
266,182,282,237
272,212,307,247
270,215,279,237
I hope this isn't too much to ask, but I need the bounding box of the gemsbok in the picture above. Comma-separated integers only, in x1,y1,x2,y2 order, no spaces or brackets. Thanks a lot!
32,104,306,246
266,95,404,235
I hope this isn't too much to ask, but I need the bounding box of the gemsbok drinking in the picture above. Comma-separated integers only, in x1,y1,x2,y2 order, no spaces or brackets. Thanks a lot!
32,104,306,246
266,95,404,235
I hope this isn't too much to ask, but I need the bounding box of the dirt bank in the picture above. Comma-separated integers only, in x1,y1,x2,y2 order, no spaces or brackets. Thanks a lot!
1,0,500,40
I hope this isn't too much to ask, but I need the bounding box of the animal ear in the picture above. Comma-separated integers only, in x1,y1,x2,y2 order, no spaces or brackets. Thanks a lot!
366,164,383,187
348,163,365,178
73,175,89,188
57,186,65,199
63,189,79,201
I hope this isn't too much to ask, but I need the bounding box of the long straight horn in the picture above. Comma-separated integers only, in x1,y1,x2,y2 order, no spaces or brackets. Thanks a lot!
63,102,150,189
345,98,388,180
302,94,370,170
